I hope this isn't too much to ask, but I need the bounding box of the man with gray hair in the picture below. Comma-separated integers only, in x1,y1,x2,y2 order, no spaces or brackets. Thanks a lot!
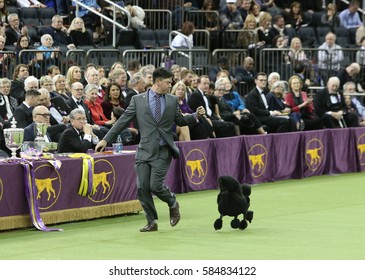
125,73,146,107
57,108,97,153
314,76,359,128
41,15,75,51
5,13,30,46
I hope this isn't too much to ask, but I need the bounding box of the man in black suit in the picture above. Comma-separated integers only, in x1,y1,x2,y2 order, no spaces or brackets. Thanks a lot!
236,56,257,93
188,75,236,138
40,15,76,52
5,13,31,46
125,73,146,108
314,76,359,128
23,105,66,142
245,72,291,133
13,90,40,128
57,108,97,153
67,82,106,139
38,88,71,125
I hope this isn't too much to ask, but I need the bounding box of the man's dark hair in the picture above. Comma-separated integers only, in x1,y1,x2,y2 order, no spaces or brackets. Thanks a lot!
47,65,59,75
255,72,267,79
112,107,125,120
25,89,41,97
153,67,173,83
127,59,141,71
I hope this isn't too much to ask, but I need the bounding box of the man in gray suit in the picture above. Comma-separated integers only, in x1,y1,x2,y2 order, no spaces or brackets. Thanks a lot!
96,68,205,232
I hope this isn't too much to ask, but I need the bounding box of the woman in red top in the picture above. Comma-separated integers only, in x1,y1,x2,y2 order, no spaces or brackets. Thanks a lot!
84,84,115,128
285,75,323,130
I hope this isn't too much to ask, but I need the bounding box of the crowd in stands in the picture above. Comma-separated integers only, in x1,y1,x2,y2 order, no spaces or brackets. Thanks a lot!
1,0,365,157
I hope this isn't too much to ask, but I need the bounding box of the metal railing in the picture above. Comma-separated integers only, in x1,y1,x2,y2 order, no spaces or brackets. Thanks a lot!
144,9,172,30
71,0,130,47
0,51,17,79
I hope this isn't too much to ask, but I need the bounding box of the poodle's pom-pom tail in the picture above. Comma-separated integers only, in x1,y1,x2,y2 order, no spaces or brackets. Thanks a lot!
214,218,223,230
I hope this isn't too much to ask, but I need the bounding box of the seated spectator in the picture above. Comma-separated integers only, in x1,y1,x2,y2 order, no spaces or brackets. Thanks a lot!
10,64,29,105
52,74,70,101
236,56,257,91
108,68,128,99
283,1,309,30
85,67,104,104
41,15,76,52
314,76,359,128
257,11,273,47
23,105,66,142
199,0,219,31
17,0,46,8
38,87,70,125
237,14,265,53
124,74,145,108
170,64,181,86
36,34,60,74
15,35,35,69
83,83,115,128
320,3,341,29
0,78,17,128
288,37,309,64
102,82,126,119
67,17,94,47
336,62,361,89
13,89,40,128
171,81,214,140
72,0,102,32
213,77,266,135
266,81,298,131
219,0,243,32
0,0,8,26
139,66,153,91
248,1,264,25
238,0,251,22
245,72,291,133
339,0,362,30
5,13,30,46
285,75,323,131
109,61,124,76
47,65,60,78
57,108,98,153
188,75,236,138
170,21,195,49
65,65,82,92
318,32,344,84
343,81,365,124
268,15,292,43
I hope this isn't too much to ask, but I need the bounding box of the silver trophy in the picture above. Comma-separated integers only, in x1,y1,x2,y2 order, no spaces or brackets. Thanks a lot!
3,118,24,159
34,123,49,152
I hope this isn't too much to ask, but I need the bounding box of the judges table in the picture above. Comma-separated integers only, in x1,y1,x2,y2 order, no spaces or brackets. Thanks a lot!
1,127,365,231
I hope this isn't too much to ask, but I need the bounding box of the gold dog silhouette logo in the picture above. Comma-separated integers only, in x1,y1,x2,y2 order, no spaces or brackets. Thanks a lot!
357,134,365,166
89,159,115,203
34,164,62,210
185,149,207,185
305,138,324,171
248,144,268,178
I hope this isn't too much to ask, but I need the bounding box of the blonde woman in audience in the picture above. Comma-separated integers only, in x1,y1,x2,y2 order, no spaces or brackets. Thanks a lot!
237,15,264,51
52,74,70,101
257,12,272,47
65,65,82,92
67,17,93,47
288,37,308,63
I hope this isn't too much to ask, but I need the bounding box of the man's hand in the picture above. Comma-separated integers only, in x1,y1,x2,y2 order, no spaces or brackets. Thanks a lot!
196,106,205,117
95,140,107,152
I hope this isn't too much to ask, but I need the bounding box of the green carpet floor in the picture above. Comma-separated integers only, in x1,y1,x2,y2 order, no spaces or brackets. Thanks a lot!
1,172,365,260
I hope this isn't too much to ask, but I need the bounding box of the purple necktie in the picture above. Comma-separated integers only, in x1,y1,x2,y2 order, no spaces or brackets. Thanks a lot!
155,94,161,122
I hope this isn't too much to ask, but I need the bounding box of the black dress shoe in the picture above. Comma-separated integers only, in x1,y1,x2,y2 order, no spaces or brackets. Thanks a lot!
140,222,158,232
169,201,180,227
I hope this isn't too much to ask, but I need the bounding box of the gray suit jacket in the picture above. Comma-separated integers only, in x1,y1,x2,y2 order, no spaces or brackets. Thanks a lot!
104,91,196,160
